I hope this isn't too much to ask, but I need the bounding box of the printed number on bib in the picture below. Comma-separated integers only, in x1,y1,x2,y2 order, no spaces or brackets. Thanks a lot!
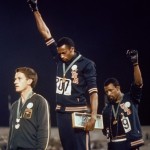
121,115,131,133
56,76,71,95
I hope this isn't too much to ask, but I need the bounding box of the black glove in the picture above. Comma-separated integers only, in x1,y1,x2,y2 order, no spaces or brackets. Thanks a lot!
27,0,38,12
126,49,138,65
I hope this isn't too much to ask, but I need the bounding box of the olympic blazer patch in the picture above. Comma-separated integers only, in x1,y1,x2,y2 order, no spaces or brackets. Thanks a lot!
23,102,33,119
23,108,32,119
120,101,132,115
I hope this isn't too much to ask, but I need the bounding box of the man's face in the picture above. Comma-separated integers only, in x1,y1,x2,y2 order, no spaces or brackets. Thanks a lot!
14,72,31,93
104,83,120,101
57,45,75,62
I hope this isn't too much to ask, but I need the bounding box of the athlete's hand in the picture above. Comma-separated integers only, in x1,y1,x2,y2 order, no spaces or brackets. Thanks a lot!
27,0,38,12
84,118,96,131
126,49,138,65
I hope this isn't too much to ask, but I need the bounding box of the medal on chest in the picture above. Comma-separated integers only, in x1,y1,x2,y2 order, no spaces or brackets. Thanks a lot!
62,74,66,83
112,104,120,125
15,118,20,129
111,94,124,125
15,94,34,130
15,123,20,129
113,119,118,125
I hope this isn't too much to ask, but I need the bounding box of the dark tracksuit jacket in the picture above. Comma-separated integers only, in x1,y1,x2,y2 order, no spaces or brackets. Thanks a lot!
102,84,144,149
7,94,50,150
45,37,98,150
46,37,98,111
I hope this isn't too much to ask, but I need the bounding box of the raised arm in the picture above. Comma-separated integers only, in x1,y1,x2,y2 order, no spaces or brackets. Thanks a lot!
126,49,143,87
27,0,52,41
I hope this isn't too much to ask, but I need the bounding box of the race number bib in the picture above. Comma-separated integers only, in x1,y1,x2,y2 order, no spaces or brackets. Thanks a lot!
56,76,71,95
121,115,131,133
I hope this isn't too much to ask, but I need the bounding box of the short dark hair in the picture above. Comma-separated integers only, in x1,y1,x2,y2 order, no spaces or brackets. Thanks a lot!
15,67,38,88
104,77,120,87
57,37,75,48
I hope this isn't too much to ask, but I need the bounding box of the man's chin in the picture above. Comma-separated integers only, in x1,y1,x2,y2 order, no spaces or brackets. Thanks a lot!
62,59,68,62
108,98,115,102
108,97,114,101
15,89,21,92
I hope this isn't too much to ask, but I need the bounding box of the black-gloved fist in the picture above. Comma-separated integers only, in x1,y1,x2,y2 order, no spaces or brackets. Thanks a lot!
27,0,38,12
126,49,138,65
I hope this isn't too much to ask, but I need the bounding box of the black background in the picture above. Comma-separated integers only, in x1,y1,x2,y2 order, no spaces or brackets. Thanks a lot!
0,0,150,126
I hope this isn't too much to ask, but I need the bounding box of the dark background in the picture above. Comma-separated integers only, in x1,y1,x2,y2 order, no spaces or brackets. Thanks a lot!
0,0,150,127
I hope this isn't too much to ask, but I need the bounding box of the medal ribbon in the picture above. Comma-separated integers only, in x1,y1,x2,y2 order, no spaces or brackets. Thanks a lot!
112,93,124,123
16,92,35,122
63,54,81,78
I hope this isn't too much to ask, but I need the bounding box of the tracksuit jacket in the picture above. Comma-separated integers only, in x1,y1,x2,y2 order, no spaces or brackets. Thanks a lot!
102,84,144,148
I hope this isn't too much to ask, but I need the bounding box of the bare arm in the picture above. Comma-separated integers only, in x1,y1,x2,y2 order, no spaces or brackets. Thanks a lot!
85,92,98,131
27,0,52,41
90,92,98,120
33,11,52,41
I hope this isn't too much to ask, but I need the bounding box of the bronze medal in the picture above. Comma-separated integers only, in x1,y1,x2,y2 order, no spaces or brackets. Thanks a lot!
112,94,124,126
113,119,118,125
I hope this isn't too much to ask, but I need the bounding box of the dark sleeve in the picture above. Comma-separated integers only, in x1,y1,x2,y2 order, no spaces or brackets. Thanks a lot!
36,95,51,149
102,106,108,136
84,60,98,94
45,37,58,60
7,102,17,150
130,83,142,103
7,111,13,150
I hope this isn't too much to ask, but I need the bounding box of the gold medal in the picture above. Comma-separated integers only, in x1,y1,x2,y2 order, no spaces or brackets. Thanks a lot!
62,75,66,83
113,119,118,125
